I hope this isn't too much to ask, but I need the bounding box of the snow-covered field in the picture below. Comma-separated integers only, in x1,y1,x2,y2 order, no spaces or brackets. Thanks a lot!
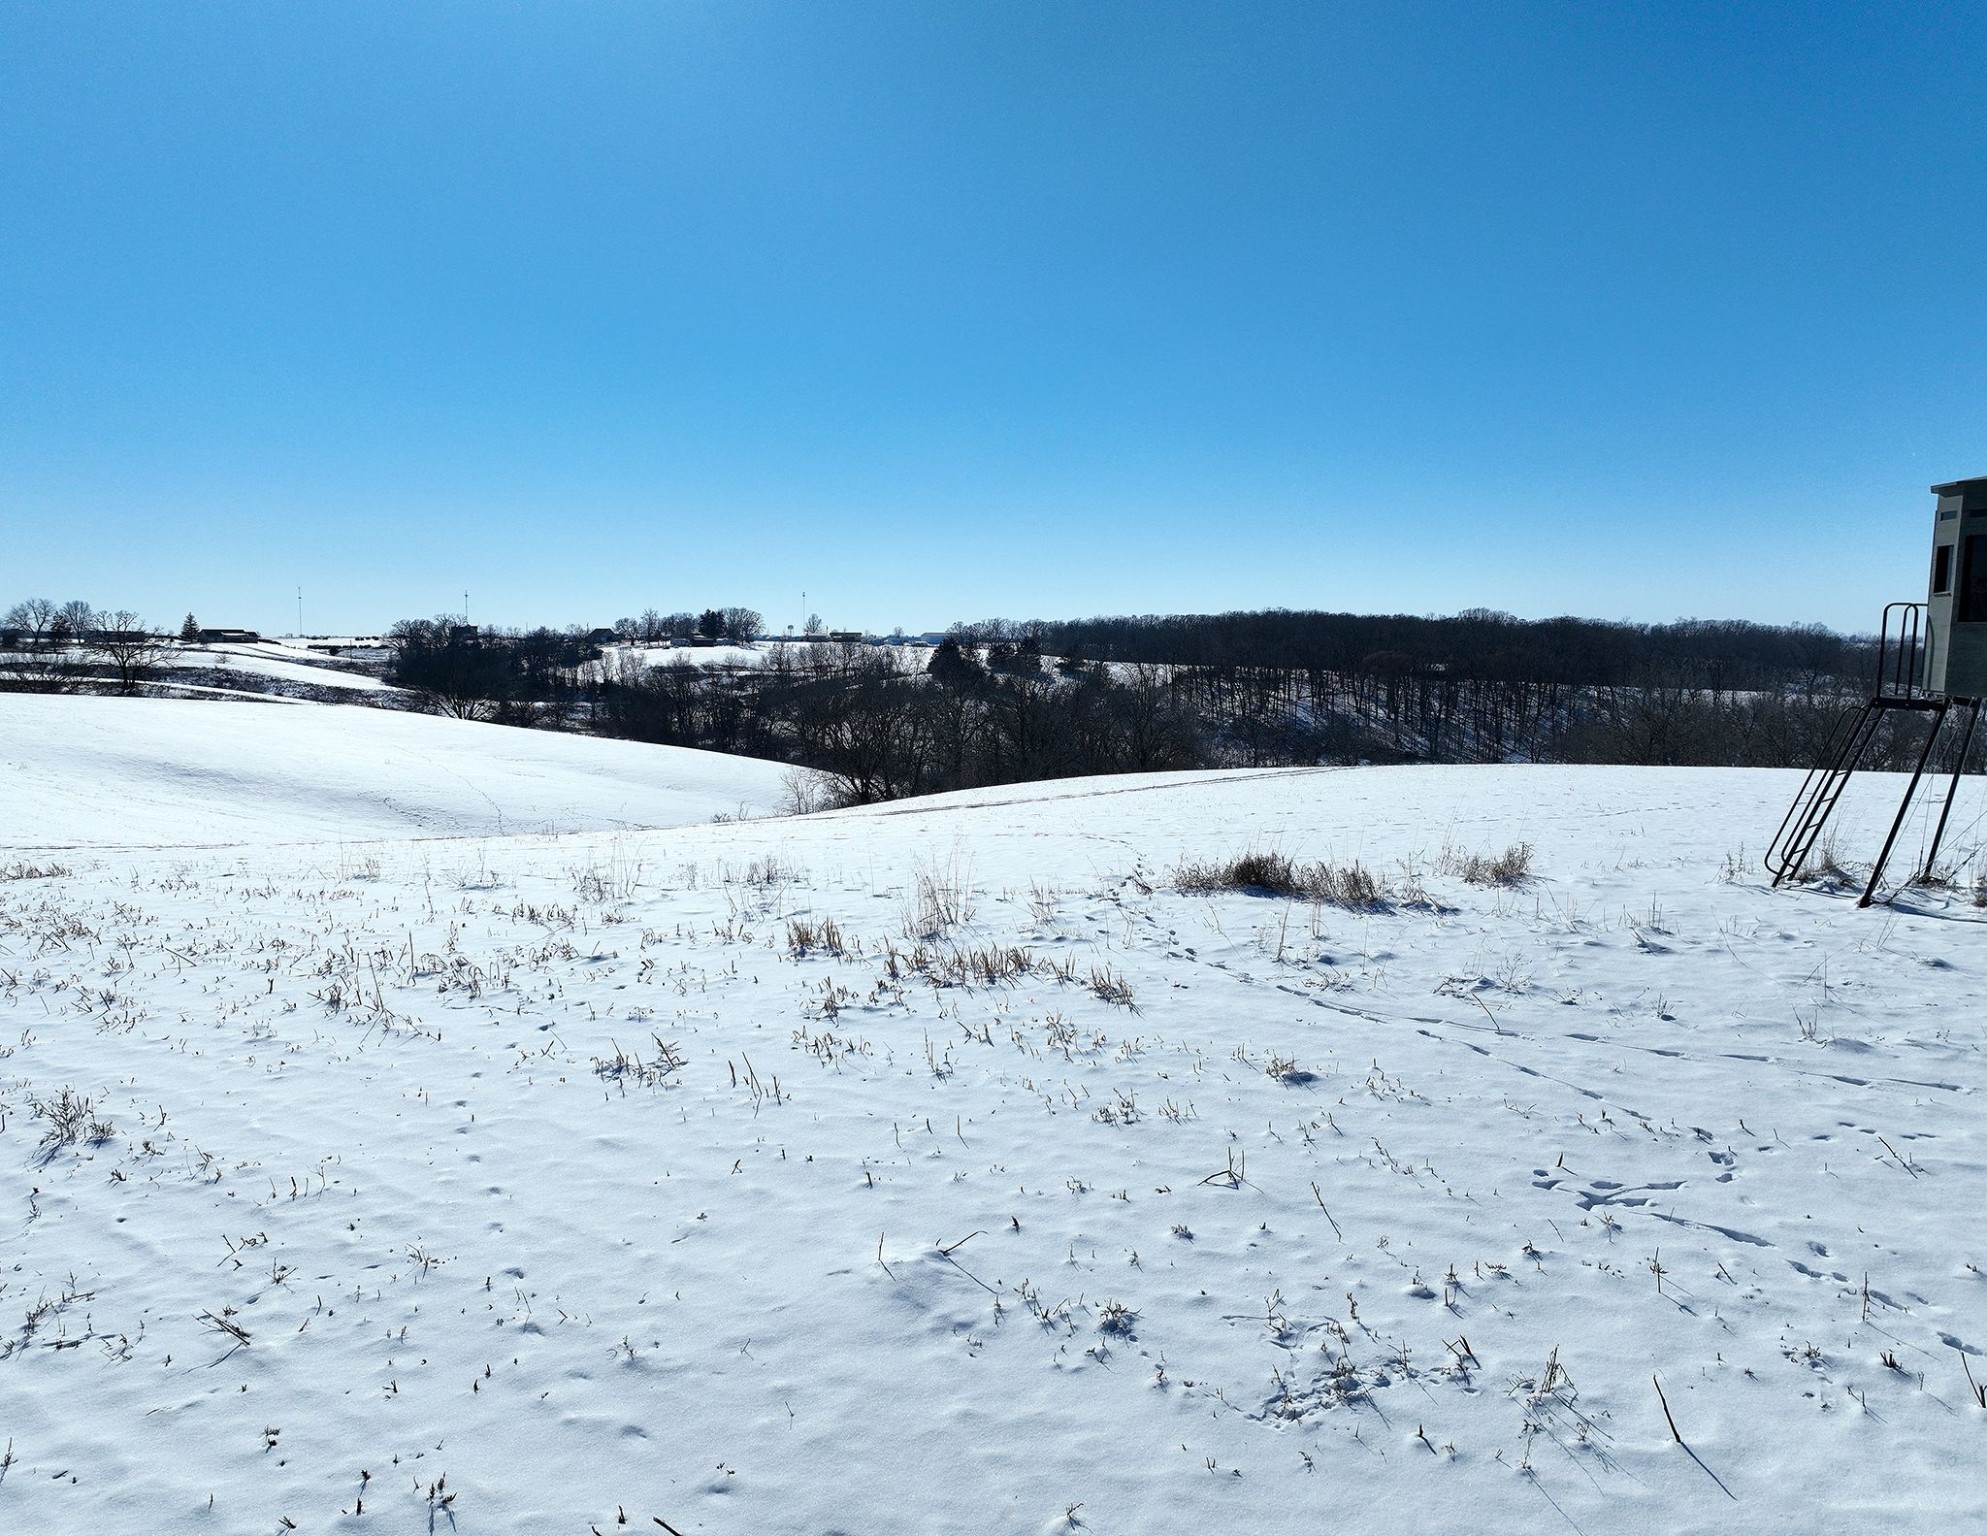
606,642,773,670
3,703,1985,1535
173,644,399,696
604,641,933,673
0,696,792,848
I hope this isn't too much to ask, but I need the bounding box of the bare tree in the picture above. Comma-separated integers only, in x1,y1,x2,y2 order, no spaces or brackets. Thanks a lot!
386,616,512,720
720,607,764,645
52,600,98,645
93,612,170,695
4,597,58,650
0,597,83,690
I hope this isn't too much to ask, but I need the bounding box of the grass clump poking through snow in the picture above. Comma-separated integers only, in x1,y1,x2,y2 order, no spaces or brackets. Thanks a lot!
903,854,976,937
29,1086,113,1153
0,860,73,881
590,1034,686,1089
1805,831,1855,886
569,840,644,902
1436,841,1535,887
1087,963,1137,1010
1174,849,1388,908
738,854,801,886
786,916,846,956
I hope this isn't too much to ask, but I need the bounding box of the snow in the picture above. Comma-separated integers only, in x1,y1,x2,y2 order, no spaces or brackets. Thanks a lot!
0,695,793,849
3,706,1986,1535
607,641,928,672
606,643,773,670
173,644,398,694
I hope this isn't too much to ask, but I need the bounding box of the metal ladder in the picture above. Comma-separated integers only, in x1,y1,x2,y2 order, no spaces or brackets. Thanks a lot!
1765,602,1979,905
1764,698,1891,885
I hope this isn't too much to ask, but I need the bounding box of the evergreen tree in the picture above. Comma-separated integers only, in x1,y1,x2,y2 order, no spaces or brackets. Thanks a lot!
927,637,985,688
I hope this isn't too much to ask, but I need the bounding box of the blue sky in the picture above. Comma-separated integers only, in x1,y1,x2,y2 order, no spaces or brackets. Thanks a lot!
3,1,1983,635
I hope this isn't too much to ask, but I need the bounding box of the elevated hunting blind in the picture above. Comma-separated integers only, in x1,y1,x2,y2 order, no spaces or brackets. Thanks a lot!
1925,476,1987,697
1766,477,1984,905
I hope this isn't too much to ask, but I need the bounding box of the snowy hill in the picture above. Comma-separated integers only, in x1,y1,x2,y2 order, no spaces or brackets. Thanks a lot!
172,640,401,695
0,694,792,849
3,723,1986,1535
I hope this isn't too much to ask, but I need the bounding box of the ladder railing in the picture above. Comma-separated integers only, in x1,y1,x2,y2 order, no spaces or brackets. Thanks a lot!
1876,602,1926,700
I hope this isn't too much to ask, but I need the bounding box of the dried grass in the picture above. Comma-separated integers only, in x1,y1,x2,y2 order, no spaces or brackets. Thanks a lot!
1435,842,1534,887
591,1034,686,1088
0,861,74,882
1174,850,1388,909
786,916,846,956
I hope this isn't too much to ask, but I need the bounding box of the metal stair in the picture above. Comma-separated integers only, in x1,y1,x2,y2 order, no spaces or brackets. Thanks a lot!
1763,602,1975,906
1764,699,1891,884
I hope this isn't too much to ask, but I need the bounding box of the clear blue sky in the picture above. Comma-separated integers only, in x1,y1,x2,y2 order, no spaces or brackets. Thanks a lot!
3,1,1983,636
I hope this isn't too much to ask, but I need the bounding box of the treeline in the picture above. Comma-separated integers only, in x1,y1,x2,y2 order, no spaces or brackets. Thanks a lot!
1136,664,1911,771
607,607,763,643
382,608,772,717
375,604,1970,801
388,626,1204,799
6,585,1958,792
598,641,1203,801
9,590,1953,790
940,607,1931,774
384,618,605,719
0,597,172,695
1021,608,1868,692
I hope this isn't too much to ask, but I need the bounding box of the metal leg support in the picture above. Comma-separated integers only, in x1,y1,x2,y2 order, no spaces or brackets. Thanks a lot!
1861,702,1951,907
1918,698,1980,882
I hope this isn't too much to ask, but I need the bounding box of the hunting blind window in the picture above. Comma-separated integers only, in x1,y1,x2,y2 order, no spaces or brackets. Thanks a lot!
1959,533,1987,623
1933,542,1953,595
